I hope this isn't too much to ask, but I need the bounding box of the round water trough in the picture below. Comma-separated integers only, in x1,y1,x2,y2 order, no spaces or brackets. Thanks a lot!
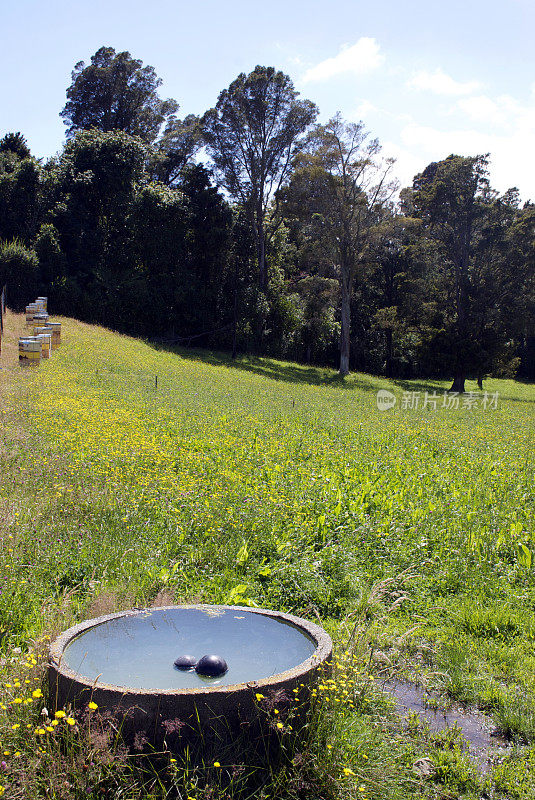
48,605,332,748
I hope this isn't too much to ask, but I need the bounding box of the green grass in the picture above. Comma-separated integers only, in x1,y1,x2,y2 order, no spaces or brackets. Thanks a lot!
1,312,534,798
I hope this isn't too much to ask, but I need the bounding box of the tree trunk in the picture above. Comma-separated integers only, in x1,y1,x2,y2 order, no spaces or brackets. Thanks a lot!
339,266,351,376
385,329,393,378
477,375,483,390
231,284,238,360
449,373,466,393
256,206,267,288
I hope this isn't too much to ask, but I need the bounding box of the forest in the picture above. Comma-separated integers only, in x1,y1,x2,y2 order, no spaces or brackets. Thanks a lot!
1,46,534,387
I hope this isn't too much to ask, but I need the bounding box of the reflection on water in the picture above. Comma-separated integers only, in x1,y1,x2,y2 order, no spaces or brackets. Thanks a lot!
63,608,316,690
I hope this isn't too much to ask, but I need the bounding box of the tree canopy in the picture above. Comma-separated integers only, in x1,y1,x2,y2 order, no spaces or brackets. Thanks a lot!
60,47,178,143
203,66,317,286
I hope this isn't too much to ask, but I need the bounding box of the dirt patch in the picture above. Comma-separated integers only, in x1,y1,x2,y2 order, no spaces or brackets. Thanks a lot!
383,678,510,773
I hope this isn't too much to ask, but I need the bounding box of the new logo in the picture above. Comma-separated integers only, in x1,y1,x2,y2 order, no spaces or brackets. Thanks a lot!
376,389,396,411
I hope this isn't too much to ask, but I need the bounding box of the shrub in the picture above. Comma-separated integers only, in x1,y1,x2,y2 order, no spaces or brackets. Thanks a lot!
0,239,39,310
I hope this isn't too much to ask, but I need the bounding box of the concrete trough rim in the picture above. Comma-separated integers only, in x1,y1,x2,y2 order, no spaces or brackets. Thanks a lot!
48,604,333,698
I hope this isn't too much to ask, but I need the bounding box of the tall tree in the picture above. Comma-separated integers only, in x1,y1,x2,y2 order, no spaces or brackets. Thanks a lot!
61,47,178,143
202,66,317,287
412,154,497,391
282,115,396,375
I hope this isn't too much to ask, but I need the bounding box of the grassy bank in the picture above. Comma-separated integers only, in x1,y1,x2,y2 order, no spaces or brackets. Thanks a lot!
1,311,534,799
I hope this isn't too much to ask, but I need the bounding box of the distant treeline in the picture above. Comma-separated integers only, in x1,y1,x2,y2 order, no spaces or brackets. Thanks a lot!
1,47,534,386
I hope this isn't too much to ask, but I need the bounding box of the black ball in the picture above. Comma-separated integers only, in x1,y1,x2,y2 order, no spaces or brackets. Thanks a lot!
173,654,197,671
195,654,228,677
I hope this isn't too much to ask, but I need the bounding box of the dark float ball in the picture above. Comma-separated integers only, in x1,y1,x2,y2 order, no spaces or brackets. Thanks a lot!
173,654,197,671
195,654,228,677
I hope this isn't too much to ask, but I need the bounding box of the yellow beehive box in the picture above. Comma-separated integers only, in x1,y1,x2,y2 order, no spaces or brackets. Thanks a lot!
19,337,41,365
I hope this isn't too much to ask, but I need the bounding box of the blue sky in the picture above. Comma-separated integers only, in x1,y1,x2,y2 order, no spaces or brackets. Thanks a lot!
2,0,534,197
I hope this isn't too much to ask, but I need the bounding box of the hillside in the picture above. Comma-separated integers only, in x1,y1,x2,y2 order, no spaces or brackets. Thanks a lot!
1,311,535,799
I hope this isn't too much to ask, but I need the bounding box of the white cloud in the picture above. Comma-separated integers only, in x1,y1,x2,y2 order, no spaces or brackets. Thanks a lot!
456,92,535,132
408,68,480,96
301,37,384,83
354,99,378,118
400,122,488,154
397,115,535,196
457,95,506,125
380,140,423,189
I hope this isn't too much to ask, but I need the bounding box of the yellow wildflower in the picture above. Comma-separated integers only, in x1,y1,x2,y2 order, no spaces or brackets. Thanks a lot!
343,767,355,776
213,761,221,767
66,717,75,726
54,710,66,719
88,701,98,711
32,689,43,699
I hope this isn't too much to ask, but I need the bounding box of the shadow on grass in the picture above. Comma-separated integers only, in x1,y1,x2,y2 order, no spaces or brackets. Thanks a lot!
148,342,380,392
148,343,535,403
391,378,449,394
392,377,535,404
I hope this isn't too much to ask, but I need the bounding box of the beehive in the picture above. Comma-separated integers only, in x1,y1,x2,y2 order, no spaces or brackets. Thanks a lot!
48,321,61,349
19,337,41,364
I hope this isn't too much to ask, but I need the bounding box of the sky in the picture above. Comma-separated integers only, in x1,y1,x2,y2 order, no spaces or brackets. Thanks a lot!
2,0,534,198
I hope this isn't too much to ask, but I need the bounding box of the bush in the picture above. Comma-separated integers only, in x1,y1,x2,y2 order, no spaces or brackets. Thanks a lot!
0,239,39,310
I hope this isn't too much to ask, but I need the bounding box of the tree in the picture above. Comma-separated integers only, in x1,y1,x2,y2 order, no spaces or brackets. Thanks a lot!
151,114,203,186
282,115,396,375
0,140,42,244
369,216,420,378
491,197,535,380
203,66,317,287
411,154,506,392
179,164,233,336
293,275,339,364
0,132,31,159
41,129,148,321
61,47,178,143
0,240,39,310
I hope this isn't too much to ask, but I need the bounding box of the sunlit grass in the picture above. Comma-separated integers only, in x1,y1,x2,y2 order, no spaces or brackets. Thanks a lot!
0,313,534,798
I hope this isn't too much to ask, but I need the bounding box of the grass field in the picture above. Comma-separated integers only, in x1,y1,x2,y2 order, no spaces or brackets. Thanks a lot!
1,310,534,799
